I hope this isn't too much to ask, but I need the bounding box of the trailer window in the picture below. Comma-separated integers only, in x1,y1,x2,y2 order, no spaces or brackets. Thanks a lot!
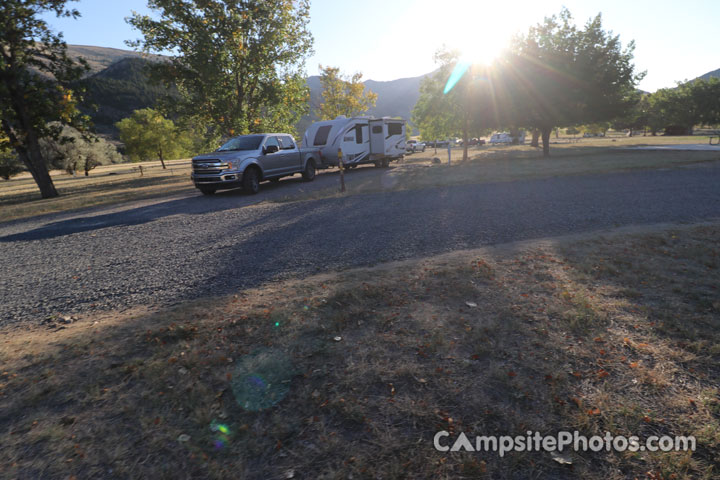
388,123,403,136
372,125,382,134
355,125,363,144
313,125,332,146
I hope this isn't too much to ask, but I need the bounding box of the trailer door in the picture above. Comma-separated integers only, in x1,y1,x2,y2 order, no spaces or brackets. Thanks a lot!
369,120,385,155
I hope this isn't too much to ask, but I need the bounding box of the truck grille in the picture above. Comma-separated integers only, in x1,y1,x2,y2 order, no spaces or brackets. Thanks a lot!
193,159,225,175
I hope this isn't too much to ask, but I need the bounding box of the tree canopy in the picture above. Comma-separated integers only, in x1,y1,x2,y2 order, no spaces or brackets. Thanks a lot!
116,108,194,167
127,0,314,139
640,79,720,135
0,0,90,197
497,9,643,155
317,65,377,120
412,49,495,161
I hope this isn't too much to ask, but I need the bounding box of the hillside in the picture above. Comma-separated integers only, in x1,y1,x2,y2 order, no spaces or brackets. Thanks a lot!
77,57,170,135
67,45,427,137
67,44,164,75
698,67,720,81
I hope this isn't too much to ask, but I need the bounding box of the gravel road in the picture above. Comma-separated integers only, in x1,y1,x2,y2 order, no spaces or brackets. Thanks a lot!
2,163,720,326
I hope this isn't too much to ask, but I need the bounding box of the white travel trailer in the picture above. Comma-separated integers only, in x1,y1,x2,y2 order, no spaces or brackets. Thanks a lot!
302,116,406,167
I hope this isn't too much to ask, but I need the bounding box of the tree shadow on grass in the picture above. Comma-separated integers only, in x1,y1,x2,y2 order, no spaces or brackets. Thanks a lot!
3,223,719,478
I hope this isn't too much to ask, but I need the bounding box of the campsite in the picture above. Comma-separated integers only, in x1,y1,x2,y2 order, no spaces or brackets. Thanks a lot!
1,1,720,479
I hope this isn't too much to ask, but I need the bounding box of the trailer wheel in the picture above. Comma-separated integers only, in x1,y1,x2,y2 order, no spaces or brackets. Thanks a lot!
242,166,261,194
302,160,316,181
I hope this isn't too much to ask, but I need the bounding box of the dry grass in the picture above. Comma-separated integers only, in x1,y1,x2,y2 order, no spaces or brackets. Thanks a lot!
272,136,720,203
0,159,193,223
2,222,719,479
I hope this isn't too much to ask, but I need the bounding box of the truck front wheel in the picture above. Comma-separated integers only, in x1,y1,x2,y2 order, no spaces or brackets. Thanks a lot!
242,167,261,194
302,160,316,181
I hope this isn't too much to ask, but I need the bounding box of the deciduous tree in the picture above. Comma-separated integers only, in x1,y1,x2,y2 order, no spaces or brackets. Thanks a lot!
317,65,377,120
412,49,495,161
127,0,314,139
0,0,90,197
116,108,192,166
499,9,643,156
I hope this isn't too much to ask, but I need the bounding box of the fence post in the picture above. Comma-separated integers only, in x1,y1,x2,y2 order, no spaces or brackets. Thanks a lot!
338,148,345,193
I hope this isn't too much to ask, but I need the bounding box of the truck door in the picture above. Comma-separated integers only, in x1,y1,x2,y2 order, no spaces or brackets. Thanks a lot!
278,135,301,173
260,136,283,176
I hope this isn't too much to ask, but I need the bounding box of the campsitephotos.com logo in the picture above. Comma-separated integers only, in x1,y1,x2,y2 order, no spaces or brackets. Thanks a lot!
434,430,696,457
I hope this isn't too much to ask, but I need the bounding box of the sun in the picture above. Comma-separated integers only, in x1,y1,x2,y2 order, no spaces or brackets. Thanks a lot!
436,0,526,66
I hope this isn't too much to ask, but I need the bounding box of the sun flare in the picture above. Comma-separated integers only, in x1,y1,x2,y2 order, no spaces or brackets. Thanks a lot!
429,0,530,66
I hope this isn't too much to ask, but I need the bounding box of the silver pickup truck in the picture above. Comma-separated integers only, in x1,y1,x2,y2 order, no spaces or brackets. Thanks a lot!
191,133,321,195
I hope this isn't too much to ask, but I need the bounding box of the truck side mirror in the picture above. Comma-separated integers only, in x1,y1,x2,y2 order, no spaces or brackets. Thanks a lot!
265,145,279,154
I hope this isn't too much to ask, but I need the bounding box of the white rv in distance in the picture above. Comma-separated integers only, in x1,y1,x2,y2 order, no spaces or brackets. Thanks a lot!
302,116,406,168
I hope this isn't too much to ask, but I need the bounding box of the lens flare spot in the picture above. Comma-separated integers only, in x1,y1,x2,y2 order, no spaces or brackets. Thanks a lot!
444,60,471,94
230,348,295,411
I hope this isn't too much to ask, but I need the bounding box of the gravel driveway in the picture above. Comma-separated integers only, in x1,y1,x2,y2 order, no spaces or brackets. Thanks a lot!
2,163,720,326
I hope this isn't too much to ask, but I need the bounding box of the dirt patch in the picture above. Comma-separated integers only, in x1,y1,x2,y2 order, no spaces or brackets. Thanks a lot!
1,222,719,478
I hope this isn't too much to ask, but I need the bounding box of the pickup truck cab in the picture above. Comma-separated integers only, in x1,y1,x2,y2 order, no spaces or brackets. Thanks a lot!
191,133,320,195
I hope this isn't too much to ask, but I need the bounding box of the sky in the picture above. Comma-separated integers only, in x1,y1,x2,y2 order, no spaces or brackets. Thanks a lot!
41,0,720,92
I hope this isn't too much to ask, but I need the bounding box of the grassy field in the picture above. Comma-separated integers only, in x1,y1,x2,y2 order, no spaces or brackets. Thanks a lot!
2,222,719,479
0,159,194,223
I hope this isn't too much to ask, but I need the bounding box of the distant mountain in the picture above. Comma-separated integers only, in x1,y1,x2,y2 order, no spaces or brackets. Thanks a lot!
299,73,427,135
67,44,163,75
698,68,720,81
67,45,427,137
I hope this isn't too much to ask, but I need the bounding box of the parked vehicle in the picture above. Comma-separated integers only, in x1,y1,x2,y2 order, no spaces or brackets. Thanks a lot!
191,133,320,195
488,132,526,144
302,115,406,168
406,140,426,153
459,138,486,146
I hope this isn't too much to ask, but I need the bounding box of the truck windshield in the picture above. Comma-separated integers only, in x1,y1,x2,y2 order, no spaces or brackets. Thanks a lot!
217,135,264,151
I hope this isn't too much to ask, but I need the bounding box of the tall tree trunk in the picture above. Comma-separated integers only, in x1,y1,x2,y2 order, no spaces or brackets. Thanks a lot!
157,147,167,169
530,129,540,147
541,126,552,157
20,144,59,198
2,119,58,199
462,113,469,162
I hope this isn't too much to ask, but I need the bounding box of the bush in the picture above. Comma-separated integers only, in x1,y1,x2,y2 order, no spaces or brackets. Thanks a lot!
0,148,24,180
40,125,122,176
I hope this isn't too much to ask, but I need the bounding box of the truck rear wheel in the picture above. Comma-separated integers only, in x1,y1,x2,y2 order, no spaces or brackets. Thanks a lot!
242,167,260,194
302,160,316,181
